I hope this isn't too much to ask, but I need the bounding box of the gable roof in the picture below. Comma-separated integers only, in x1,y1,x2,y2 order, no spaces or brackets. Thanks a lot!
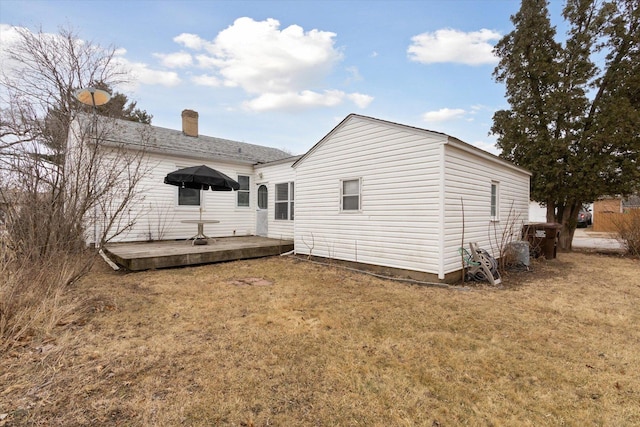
292,113,531,176
95,115,292,165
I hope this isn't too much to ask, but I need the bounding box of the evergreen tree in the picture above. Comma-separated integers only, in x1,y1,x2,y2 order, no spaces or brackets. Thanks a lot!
492,0,640,249
41,82,152,165
89,81,153,125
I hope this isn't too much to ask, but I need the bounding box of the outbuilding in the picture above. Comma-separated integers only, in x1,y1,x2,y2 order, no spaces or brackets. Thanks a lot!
292,114,531,282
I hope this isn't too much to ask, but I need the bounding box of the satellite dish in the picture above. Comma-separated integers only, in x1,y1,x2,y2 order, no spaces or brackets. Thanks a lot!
74,87,111,107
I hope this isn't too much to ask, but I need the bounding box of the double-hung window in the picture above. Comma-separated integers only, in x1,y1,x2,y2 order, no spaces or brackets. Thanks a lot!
178,187,200,206
237,175,250,207
490,181,499,220
275,182,294,220
341,178,361,211
176,165,200,206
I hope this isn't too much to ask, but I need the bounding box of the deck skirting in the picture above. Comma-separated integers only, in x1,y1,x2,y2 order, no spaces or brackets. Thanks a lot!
104,236,293,271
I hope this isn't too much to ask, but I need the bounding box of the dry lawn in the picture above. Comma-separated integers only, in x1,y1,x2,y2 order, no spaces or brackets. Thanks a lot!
1,252,639,426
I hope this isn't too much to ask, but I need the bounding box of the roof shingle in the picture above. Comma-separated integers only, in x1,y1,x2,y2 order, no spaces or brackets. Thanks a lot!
99,116,292,164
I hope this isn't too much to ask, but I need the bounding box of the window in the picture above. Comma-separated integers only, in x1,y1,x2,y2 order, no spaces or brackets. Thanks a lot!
290,182,294,220
257,185,268,210
341,179,360,211
275,182,294,220
178,187,200,206
490,182,499,220
237,175,250,207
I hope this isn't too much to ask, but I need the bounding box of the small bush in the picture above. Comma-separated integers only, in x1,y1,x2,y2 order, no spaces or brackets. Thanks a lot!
613,210,640,256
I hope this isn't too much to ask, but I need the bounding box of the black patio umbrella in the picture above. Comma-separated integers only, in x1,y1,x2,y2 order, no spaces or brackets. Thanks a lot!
164,165,240,191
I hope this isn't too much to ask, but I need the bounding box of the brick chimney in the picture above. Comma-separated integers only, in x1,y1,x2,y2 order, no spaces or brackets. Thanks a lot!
181,109,198,137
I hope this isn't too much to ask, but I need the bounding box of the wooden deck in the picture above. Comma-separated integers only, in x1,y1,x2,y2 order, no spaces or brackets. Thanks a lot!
104,236,294,271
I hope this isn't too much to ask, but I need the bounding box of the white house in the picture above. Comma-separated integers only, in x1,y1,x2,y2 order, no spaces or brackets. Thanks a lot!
72,111,530,282
292,114,531,282
68,110,295,244
529,201,548,223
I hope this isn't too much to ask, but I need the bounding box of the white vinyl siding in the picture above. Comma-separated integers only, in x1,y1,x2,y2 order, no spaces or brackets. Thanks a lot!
294,116,441,274
294,115,530,281
254,159,297,239
442,143,530,276
96,151,257,242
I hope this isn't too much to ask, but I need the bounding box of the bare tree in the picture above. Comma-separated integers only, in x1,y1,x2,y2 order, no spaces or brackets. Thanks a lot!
0,25,150,252
1,26,127,159
0,25,150,348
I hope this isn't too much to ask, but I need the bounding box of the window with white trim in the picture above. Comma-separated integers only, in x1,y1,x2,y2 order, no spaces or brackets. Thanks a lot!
490,181,499,220
237,175,250,207
275,182,294,220
341,178,361,211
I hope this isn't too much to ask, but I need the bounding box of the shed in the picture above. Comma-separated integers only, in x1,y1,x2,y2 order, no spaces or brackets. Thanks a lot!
292,114,531,282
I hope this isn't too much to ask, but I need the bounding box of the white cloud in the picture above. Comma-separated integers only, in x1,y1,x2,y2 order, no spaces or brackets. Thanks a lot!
0,25,182,90
244,89,372,112
158,18,374,111
0,25,21,73
202,17,343,94
470,140,500,155
192,54,219,69
345,66,362,83
116,53,182,88
191,74,221,87
0,23,20,42
422,108,466,122
348,93,374,108
244,90,341,111
153,51,193,68
408,28,500,65
174,33,207,50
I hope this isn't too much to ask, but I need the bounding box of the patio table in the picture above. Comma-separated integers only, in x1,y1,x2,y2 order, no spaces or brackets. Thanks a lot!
181,219,220,244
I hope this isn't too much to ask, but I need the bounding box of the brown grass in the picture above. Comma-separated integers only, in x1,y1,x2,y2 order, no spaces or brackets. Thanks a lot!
1,252,639,426
0,251,94,353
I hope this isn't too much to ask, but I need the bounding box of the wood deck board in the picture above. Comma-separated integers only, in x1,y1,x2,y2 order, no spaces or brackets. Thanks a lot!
104,236,293,270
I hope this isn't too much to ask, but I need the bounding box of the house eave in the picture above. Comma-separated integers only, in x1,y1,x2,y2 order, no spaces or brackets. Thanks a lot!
255,155,302,167
445,137,532,176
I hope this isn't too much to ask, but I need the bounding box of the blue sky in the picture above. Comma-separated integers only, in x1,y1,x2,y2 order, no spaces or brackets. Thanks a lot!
1,0,567,156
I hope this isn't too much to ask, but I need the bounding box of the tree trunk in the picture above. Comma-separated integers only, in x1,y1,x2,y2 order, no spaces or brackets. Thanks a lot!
546,202,555,223
558,222,576,251
557,202,581,251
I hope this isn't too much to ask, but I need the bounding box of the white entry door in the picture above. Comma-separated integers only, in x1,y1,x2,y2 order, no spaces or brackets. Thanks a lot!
256,184,268,237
